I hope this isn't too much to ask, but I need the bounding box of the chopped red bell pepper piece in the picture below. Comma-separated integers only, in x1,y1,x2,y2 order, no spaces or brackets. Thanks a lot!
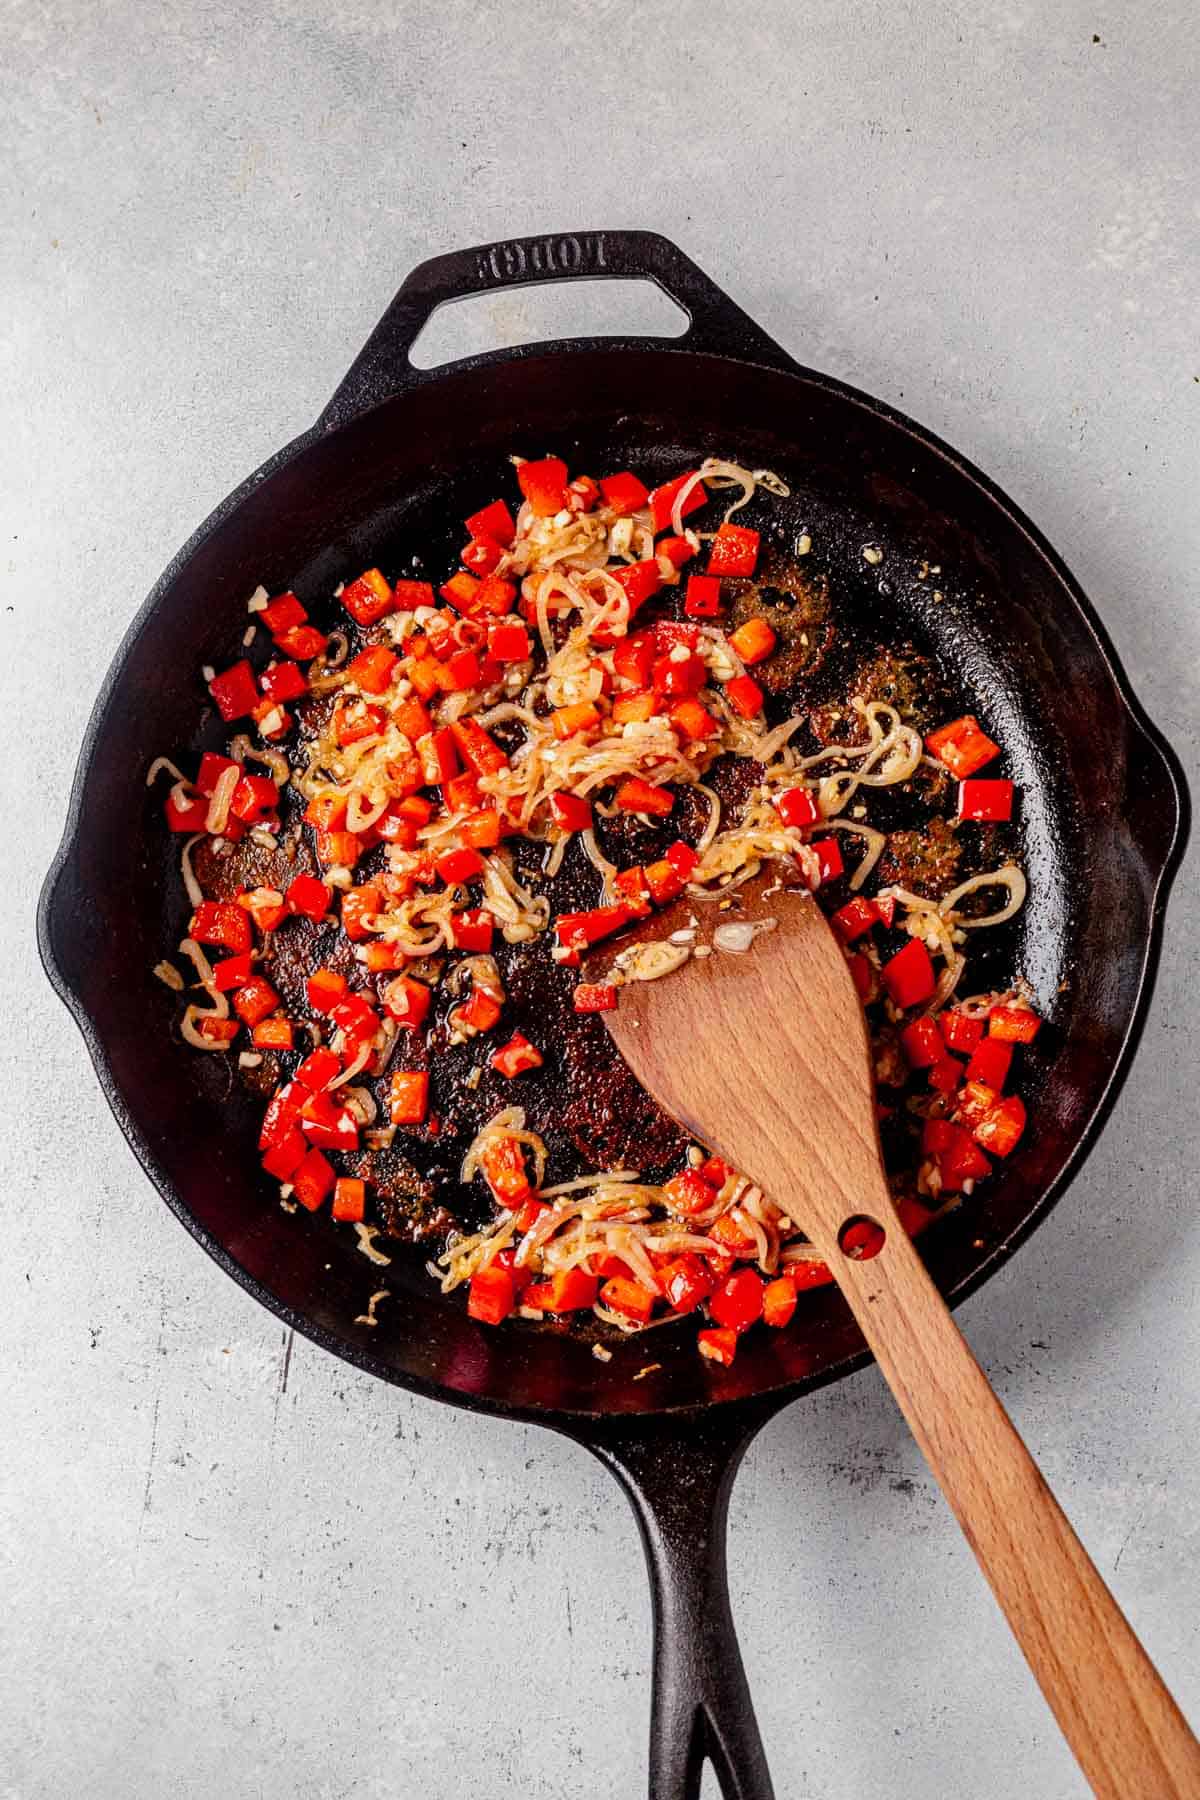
460,809,502,850
338,883,380,942
808,838,844,885
212,951,254,993
286,873,332,920
450,718,508,776
922,1117,958,1155
937,1127,991,1191
391,579,437,612
196,751,239,796
724,674,764,718
928,1056,963,1095
881,938,936,1008
252,1017,294,1052
966,1037,1013,1091
669,698,719,741
600,1276,657,1324
468,1264,516,1325
900,1016,944,1068
164,787,208,831
517,456,569,517
436,847,485,884
441,648,481,692
466,498,517,544
303,971,346,1017
697,1326,738,1367
650,471,706,533
262,1129,307,1181
491,1034,544,1079
989,1003,1041,1043
462,536,505,577
341,568,394,626
609,688,654,726
831,897,880,943
612,630,657,688
296,1046,340,1089
940,1009,985,1053
418,727,460,786
644,858,685,905
346,644,398,694
973,1093,1026,1157
331,1176,366,1222
291,1147,336,1211
699,1156,734,1188
554,905,630,953
474,575,517,618
613,866,652,917
260,592,307,636
728,616,776,664
573,982,618,1014
657,534,697,568
440,570,482,616
208,660,259,722
841,1218,886,1260
551,701,601,739
455,989,502,1034
955,1079,1001,1130
708,522,760,578
190,900,253,954
389,1070,430,1124
709,1267,765,1331
547,792,591,833
790,1259,836,1292
660,1254,713,1315
958,779,1014,822
233,976,280,1027
478,1136,532,1206
612,560,662,612
523,1268,599,1313
259,660,308,704
776,787,820,829
298,1089,359,1151
683,574,722,618
273,625,328,661
652,650,705,699
451,908,494,951
599,471,650,515
487,621,531,662
229,774,279,823
384,975,432,1028
663,1168,718,1217
615,776,674,817
665,839,699,880
762,1276,798,1329
926,716,1001,779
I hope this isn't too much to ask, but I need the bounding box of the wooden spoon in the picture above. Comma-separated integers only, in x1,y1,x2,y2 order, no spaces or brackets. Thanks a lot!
594,879,1200,1799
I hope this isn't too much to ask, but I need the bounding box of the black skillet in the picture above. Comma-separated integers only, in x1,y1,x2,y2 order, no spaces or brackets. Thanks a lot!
39,231,1188,1799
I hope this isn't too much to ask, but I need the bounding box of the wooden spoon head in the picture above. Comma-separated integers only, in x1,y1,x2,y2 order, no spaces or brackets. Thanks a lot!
590,876,895,1258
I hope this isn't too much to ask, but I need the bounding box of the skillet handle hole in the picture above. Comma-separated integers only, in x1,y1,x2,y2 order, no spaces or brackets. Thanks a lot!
409,279,690,369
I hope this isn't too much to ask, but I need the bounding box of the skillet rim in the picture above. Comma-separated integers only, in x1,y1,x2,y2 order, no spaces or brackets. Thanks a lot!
37,333,1190,1427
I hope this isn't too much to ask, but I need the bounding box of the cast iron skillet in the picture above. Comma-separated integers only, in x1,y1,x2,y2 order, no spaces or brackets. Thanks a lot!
39,231,1188,1799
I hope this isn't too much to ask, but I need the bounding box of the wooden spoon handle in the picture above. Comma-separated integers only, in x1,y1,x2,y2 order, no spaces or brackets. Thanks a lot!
826,1220,1200,1800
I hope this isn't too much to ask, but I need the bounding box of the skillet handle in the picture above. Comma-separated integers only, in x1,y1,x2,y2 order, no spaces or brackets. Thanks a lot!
318,229,795,431
584,1408,776,1800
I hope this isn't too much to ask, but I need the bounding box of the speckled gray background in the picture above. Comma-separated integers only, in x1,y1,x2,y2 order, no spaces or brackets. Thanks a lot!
3,3,1198,1796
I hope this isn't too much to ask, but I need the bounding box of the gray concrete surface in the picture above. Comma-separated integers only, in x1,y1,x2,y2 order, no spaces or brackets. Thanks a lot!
2,2,1198,1795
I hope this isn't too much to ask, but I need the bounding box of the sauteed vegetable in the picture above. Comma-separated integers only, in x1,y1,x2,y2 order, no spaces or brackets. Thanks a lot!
150,455,1039,1363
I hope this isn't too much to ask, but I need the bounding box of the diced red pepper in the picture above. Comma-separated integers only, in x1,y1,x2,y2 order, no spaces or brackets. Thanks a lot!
847,953,874,1001
455,989,502,1034
599,471,650,515
881,938,936,1008
229,774,279,823
644,858,685,906
468,1264,516,1325
517,456,570,517
762,1276,797,1329
260,660,308,705
613,866,652,917
697,1326,738,1367
776,787,820,829
922,1117,958,1156
966,1037,1013,1091
551,701,601,740
460,810,502,850
699,1156,734,1189
683,573,722,618
233,976,280,1027
196,751,239,796
262,1129,307,1181
669,698,719,741
600,1276,657,1324
724,674,763,718
709,1268,765,1332
333,700,385,747
389,1070,430,1124
488,621,531,662
258,1080,306,1151
973,1094,1026,1158
573,982,618,1014
654,620,700,653
650,471,706,533
331,1176,366,1223
955,1079,1001,1131
554,905,630,953
926,716,1001,779
938,1129,992,1192
709,1212,757,1257
466,498,517,545
728,617,776,664
315,829,361,869
436,847,485,885
190,900,253,954
940,1009,985,1054
208,660,259,722
615,777,674,817
273,624,328,661
652,650,705,699
252,1016,294,1052
612,560,662,612
450,717,508,776
341,568,395,627
384,976,432,1028
346,644,398,695
612,631,656,688
291,1147,335,1211
474,576,517,618
286,874,332,920
491,1034,544,1079
548,792,592,833
790,1259,835,1292
337,883,379,942
360,939,408,973
568,475,600,513
440,570,482,616
196,1016,240,1045
523,1268,599,1313
708,523,760,578
611,690,657,726
663,1168,718,1217
418,727,461,786
831,897,880,943
808,838,844,885
295,1047,339,1089
298,1089,359,1151
260,592,307,636
392,579,438,612
163,787,208,831
660,1254,713,1315
928,1057,963,1095
665,839,699,880
451,908,494,952
959,779,1014,823
440,648,480,692
657,534,697,568
462,536,505,578
989,1003,1041,1043
479,1136,532,1206
212,951,254,992
900,1016,944,1068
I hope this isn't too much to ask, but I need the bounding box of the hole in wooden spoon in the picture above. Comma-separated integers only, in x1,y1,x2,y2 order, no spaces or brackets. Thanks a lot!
838,1215,886,1261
